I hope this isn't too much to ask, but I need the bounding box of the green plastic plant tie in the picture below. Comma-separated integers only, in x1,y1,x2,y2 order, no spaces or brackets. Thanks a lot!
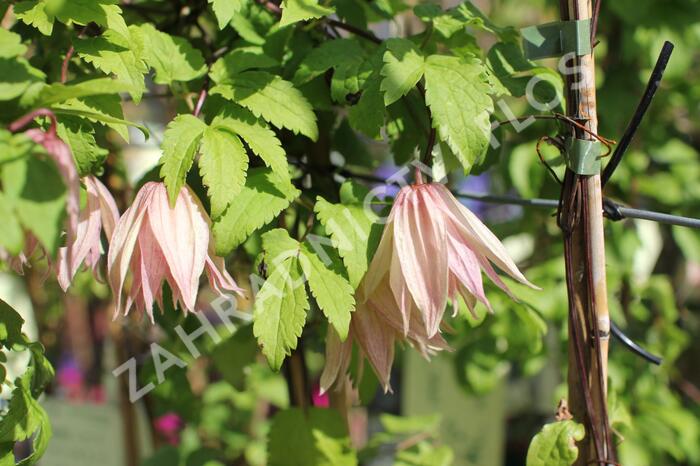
564,136,602,175
521,19,592,60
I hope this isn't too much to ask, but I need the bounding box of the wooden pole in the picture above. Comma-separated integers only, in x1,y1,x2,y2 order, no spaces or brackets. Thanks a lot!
558,1,614,464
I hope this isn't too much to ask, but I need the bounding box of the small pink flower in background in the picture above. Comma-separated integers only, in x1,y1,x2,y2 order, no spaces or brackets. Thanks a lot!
154,412,184,445
108,182,244,321
312,383,330,408
57,175,119,291
322,182,537,392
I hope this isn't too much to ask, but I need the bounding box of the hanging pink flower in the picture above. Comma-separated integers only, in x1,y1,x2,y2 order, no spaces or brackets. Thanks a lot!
322,181,537,392
108,182,244,321
57,175,120,291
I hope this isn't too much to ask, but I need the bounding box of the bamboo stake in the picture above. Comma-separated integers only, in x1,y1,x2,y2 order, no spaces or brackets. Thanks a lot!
558,0,614,464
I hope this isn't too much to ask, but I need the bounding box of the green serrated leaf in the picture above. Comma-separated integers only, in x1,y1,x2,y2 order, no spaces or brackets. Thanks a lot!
56,117,108,176
314,193,381,288
253,256,308,371
212,168,300,254
199,125,249,218
132,23,207,86
210,48,279,83
209,0,246,29
423,55,494,173
292,38,365,85
212,104,288,177
0,299,25,346
211,71,318,140
36,78,134,106
159,115,207,204
381,38,425,105
299,243,354,339
14,1,54,36
74,28,148,102
526,421,585,466
53,94,130,141
279,0,335,27
348,74,384,139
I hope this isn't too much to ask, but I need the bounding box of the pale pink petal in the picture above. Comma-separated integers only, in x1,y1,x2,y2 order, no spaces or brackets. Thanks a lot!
361,219,394,303
445,223,492,312
86,175,120,241
393,186,448,337
137,221,170,319
56,183,101,291
319,327,353,394
205,255,245,296
351,302,395,392
108,182,158,316
479,255,518,301
388,242,411,335
147,185,209,313
432,183,537,289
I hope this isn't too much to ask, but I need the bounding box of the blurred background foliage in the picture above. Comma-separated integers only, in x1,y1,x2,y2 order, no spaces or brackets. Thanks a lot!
1,0,699,465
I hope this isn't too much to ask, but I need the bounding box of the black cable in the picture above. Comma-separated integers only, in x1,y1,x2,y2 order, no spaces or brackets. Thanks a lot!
610,320,663,365
601,41,675,186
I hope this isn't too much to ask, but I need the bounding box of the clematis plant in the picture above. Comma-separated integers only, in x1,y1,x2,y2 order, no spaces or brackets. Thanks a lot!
322,180,537,392
108,182,244,321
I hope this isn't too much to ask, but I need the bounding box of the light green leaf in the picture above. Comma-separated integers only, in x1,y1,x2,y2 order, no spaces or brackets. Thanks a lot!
36,78,135,106
292,38,365,86
381,38,425,105
16,0,129,38
314,194,381,288
0,192,24,256
2,156,67,256
253,256,308,371
212,168,300,255
55,117,108,176
53,94,130,141
299,243,354,339
526,421,585,466
53,102,149,141
54,0,129,37
14,0,54,35
159,115,207,204
348,74,384,139
74,29,148,102
279,0,335,27
199,126,249,218
211,71,318,140
0,57,45,101
212,104,288,177
0,29,28,58
210,48,279,83
132,23,207,86
209,0,246,29
423,55,494,172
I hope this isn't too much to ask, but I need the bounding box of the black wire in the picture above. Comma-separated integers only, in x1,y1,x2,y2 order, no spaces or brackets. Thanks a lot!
610,320,663,365
601,41,675,186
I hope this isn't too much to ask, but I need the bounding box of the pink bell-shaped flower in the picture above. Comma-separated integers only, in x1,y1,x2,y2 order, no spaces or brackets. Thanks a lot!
322,181,537,392
108,182,244,321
